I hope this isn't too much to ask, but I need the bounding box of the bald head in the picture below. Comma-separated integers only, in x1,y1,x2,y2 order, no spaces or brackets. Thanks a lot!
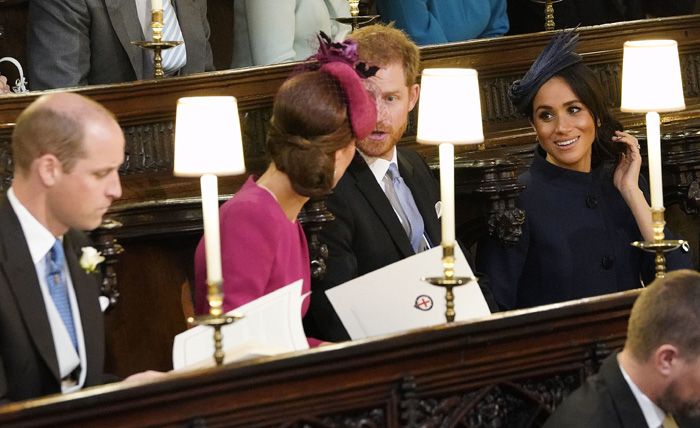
12,93,119,175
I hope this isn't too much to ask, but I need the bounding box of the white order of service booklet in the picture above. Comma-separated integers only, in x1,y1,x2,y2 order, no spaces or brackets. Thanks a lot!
327,245,491,340
172,279,309,371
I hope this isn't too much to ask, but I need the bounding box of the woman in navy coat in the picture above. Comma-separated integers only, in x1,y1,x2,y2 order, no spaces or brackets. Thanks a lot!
476,30,692,310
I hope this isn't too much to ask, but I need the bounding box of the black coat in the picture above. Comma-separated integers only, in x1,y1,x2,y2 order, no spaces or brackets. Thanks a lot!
544,352,700,428
0,197,106,402
476,147,692,310
303,148,442,342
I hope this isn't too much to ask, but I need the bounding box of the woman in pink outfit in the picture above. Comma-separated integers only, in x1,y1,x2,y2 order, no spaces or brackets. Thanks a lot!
194,41,377,341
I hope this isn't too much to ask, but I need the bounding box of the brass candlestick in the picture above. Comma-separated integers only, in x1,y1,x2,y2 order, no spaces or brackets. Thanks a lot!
631,208,687,278
335,0,379,31
187,280,242,366
423,244,473,323
531,0,563,31
131,8,183,79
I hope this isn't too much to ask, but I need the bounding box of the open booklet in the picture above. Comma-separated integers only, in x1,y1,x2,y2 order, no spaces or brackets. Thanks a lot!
327,246,491,340
172,279,310,371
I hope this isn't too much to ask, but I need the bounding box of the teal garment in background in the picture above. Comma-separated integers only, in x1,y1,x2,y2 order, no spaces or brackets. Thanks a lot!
375,0,509,45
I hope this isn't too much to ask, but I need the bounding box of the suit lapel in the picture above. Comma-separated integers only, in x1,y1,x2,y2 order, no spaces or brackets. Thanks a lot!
397,150,441,247
105,0,145,79
601,353,650,428
173,0,197,74
348,154,414,257
0,200,61,382
63,233,103,384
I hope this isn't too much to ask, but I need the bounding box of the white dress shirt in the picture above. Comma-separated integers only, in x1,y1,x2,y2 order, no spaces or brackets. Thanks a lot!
7,188,87,393
359,148,432,250
619,358,666,428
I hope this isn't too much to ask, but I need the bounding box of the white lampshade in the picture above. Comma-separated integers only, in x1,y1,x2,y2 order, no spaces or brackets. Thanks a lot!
173,96,246,177
620,40,685,113
416,68,484,145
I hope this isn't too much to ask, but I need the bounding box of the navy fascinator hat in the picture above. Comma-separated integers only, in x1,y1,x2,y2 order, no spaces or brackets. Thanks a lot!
508,29,582,116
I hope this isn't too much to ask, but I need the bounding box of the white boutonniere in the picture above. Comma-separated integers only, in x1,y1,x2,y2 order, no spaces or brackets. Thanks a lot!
80,247,105,274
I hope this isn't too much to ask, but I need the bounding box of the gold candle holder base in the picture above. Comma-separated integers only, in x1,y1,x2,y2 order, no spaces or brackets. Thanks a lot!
422,244,474,323
187,280,243,366
335,15,380,31
631,208,687,278
187,313,242,366
131,40,183,79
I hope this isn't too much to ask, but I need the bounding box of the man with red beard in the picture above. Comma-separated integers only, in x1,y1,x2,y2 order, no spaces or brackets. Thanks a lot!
544,269,700,428
303,24,442,342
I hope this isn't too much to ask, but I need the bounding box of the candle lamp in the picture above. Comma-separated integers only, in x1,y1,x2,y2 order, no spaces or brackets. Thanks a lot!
174,96,247,365
131,0,183,79
621,40,688,278
416,68,484,322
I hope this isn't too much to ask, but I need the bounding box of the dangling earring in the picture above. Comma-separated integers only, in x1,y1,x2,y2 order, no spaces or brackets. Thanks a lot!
596,117,602,128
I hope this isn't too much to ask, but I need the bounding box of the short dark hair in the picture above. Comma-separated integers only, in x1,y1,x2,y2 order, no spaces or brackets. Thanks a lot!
267,70,353,197
526,63,624,165
626,269,700,362
12,94,117,174
12,104,85,174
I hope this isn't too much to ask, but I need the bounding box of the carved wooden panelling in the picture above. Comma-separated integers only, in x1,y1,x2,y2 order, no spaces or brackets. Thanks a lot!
239,108,273,173
122,122,174,175
0,136,12,192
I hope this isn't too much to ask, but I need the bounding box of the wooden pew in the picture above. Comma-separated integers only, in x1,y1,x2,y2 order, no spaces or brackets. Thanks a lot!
0,290,636,427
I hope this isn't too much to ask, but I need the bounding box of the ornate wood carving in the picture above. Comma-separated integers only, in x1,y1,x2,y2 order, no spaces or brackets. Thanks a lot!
397,375,580,428
90,219,125,309
298,198,335,280
662,128,700,214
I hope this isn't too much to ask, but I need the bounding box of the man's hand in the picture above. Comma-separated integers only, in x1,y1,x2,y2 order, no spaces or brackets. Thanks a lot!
123,370,167,384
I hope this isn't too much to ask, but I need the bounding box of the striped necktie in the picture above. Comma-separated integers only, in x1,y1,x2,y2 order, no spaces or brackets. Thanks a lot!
46,239,78,351
160,0,187,75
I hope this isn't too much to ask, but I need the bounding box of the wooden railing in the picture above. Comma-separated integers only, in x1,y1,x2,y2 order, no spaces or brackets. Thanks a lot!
0,290,637,428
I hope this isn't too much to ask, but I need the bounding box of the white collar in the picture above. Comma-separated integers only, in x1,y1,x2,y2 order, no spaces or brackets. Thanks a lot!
619,356,666,428
359,146,398,187
7,187,59,263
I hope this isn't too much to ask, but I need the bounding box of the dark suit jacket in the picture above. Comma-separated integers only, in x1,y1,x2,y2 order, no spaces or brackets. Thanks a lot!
27,0,214,90
544,353,700,428
303,147,442,342
0,198,106,403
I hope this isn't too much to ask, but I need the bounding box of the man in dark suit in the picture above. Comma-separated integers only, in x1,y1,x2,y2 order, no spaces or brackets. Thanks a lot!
544,270,700,428
303,24,442,342
26,0,214,90
0,93,124,402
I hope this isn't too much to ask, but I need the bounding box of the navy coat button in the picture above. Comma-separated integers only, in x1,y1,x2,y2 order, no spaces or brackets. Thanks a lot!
586,195,598,208
601,256,614,270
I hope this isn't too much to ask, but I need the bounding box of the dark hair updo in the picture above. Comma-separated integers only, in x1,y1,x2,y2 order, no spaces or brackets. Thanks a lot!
267,71,354,197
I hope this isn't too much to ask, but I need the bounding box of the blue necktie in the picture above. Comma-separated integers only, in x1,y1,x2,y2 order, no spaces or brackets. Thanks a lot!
160,0,187,75
384,163,426,253
46,239,78,351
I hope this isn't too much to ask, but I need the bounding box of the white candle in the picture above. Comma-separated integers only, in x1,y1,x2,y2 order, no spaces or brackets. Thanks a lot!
439,143,455,246
646,111,664,209
152,0,163,11
200,174,223,284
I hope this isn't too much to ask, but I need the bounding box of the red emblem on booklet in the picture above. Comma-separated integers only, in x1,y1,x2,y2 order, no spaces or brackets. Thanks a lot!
414,295,433,311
